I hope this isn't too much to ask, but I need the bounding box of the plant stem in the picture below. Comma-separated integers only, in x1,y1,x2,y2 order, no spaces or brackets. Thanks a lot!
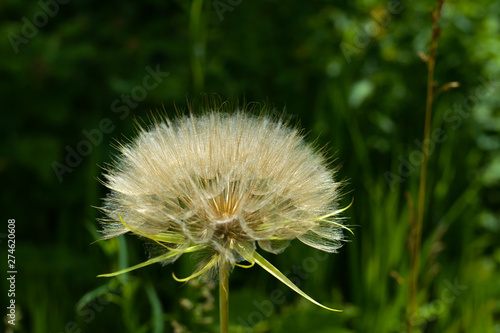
189,0,205,93
219,260,229,333
409,1,444,331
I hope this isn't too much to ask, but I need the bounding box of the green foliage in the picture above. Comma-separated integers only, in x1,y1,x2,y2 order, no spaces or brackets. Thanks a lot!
1,0,499,332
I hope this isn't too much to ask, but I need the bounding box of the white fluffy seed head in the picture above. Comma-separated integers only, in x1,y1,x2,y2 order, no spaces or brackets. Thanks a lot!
99,104,345,267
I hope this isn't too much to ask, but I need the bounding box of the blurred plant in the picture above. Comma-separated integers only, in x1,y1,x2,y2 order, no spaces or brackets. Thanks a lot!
189,0,207,93
96,101,351,332
171,279,215,332
408,0,460,331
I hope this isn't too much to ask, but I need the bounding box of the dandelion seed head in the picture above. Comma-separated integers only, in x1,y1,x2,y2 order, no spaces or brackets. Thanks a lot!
99,104,345,270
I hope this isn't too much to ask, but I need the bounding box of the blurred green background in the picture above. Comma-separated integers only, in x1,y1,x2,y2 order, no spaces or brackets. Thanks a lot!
1,0,499,332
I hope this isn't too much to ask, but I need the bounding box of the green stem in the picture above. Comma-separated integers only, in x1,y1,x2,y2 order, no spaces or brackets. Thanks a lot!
189,0,205,93
219,260,229,333
409,1,444,331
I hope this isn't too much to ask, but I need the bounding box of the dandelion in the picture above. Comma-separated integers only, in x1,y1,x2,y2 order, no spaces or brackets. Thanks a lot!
97,102,351,332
